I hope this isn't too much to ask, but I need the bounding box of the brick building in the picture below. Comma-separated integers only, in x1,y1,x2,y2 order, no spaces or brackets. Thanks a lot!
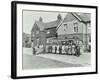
57,12,91,51
31,14,62,48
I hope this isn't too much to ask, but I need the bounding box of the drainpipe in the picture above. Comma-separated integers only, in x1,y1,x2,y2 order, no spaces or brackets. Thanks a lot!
82,23,83,44
85,23,88,50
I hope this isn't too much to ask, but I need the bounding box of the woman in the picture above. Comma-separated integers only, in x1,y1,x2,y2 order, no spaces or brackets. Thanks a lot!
45,45,48,53
62,45,66,54
52,45,55,54
68,43,72,55
49,45,53,53
65,44,68,55
75,44,80,57
57,45,59,54
55,45,57,54
32,42,36,55
72,43,76,55
59,45,62,54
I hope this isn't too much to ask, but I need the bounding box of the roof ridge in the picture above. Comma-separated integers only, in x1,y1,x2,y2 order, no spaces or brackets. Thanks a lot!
71,12,82,21
56,15,66,30
44,19,58,24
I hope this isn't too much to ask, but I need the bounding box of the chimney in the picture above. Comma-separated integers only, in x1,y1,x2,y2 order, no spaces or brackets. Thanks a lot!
57,14,62,20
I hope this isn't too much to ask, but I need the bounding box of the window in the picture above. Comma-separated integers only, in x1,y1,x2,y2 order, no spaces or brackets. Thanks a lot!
64,24,67,28
74,23,78,32
64,24,67,31
47,30,50,34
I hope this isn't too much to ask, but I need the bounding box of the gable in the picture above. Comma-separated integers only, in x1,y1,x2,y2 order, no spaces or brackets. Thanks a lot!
57,19,84,35
63,13,77,22
57,12,91,31
31,22,40,33
35,21,45,30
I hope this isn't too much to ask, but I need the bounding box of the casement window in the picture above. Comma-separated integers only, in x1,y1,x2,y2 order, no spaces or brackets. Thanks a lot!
74,23,78,32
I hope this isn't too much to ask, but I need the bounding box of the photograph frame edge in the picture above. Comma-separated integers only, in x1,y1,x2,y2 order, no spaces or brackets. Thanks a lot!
11,1,17,79
11,1,98,79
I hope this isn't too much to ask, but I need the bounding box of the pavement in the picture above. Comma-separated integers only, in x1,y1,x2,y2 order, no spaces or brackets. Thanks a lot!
23,48,91,69
37,53,91,66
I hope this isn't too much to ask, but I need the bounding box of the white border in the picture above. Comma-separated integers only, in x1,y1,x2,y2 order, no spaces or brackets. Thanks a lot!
17,3,96,77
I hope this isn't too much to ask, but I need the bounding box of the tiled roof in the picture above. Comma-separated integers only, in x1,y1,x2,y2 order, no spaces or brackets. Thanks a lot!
76,13,91,22
63,12,91,22
32,12,90,32
45,20,61,29
33,19,61,31
57,12,91,30
63,13,77,22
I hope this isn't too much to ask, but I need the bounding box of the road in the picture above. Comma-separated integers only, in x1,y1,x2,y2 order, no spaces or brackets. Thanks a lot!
23,48,90,70
23,54,82,70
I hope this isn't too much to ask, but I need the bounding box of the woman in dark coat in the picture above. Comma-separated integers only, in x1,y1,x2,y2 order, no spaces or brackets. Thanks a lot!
33,47,36,55
59,45,62,54
68,43,72,55
55,45,57,54
75,45,80,57
32,42,36,55
48,45,53,53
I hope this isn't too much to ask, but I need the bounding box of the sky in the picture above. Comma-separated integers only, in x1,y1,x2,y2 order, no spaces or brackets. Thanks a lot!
23,10,67,34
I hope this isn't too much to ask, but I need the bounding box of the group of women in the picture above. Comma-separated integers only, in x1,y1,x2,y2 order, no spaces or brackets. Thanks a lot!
32,41,81,57
45,43,81,56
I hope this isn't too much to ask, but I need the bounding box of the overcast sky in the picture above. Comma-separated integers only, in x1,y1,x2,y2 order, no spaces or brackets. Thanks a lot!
23,10,67,34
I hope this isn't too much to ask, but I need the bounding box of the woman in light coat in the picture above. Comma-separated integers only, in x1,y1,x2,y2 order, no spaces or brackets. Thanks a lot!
57,45,59,54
